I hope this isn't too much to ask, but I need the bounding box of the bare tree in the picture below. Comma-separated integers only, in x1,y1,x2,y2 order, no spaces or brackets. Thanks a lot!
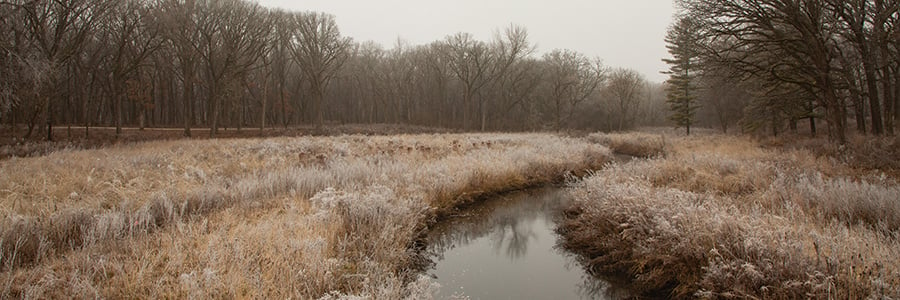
157,0,201,137
542,49,605,131
423,42,454,127
252,9,279,133
872,0,900,134
0,3,17,125
682,0,849,142
16,0,114,140
480,25,534,131
441,32,492,130
698,71,750,134
488,57,542,130
605,68,646,131
289,11,352,130
437,26,533,131
194,0,270,137
99,0,162,137
827,0,886,135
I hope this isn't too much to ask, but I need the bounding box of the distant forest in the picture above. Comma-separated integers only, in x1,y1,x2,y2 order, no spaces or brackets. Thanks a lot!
1,0,898,143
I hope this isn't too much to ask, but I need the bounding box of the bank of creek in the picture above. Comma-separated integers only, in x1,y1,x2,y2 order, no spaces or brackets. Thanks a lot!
421,187,630,299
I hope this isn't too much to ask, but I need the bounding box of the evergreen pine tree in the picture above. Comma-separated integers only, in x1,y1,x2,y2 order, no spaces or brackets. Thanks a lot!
663,16,702,135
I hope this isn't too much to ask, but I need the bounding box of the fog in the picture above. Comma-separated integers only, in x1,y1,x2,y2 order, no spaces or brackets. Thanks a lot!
255,0,675,82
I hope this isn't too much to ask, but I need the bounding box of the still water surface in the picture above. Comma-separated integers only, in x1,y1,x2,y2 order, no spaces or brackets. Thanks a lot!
425,188,624,299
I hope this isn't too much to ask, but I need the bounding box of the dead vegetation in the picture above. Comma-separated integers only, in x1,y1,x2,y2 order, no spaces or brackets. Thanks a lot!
587,132,668,158
561,132,900,298
761,133,900,179
0,124,456,160
6,129,897,298
0,133,608,298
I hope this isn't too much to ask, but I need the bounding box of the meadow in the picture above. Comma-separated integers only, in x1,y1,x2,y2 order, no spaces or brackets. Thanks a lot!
0,133,608,298
1,129,898,299
562,131,900,298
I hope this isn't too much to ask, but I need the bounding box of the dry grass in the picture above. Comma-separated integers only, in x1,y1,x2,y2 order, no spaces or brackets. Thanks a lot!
761,133,900,179
0,133,609,298
587,132,668,158
559,132,900,298
0,124,456,160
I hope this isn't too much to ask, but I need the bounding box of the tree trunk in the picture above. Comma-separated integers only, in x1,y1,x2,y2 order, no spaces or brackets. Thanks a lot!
883,67,895,135
313,83,324,130
47,102,53,141
260,76,268,134
853,90,867,133
25,106,39,139
863,56,885,135
463,86,472,131
183,62,193,137
84,101,90,139
46,96,53,141
825,88,847,144
209,85,219,138
809,116,817,137
115,84,123,138
555,97,562,132
480,98,486,132
717,106,728,134
237,96,243,132
139,109,145,130
84,73,96,138
280,79,287,128
895,65,900,131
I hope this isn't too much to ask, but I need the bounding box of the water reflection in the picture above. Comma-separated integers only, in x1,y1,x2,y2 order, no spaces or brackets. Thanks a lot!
425,188,625,299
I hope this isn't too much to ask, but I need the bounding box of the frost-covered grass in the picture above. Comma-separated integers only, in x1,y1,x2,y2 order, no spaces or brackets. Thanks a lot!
762,133,900,179
0,133,609,298
587,132,668,158
559,132,900,298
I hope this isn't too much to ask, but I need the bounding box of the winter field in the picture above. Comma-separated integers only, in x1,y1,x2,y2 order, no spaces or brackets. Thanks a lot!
0,133,608,298
562,132,900,298
1,131,899,298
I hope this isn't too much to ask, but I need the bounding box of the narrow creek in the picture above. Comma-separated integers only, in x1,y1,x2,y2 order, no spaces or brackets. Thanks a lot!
423,187,628,299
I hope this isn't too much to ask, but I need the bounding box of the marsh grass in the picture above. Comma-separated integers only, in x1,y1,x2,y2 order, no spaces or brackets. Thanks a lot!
0,133,609,298
588,132,668,158
559,132,900,298
762,133,900,179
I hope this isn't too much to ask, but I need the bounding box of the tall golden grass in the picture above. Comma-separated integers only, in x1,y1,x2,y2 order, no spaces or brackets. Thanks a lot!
0,133,609,298
560,132,900,298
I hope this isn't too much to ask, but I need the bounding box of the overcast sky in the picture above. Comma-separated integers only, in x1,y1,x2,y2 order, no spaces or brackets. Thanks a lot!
254,0,675,83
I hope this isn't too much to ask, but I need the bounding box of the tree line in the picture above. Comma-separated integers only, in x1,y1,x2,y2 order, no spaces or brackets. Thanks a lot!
664,0,899,143
0,0,670,141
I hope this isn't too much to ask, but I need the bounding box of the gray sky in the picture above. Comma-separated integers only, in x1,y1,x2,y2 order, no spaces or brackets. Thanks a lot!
255,0,675,83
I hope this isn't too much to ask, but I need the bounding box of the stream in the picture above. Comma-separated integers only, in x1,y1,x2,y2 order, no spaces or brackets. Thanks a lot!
423,188,628,299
